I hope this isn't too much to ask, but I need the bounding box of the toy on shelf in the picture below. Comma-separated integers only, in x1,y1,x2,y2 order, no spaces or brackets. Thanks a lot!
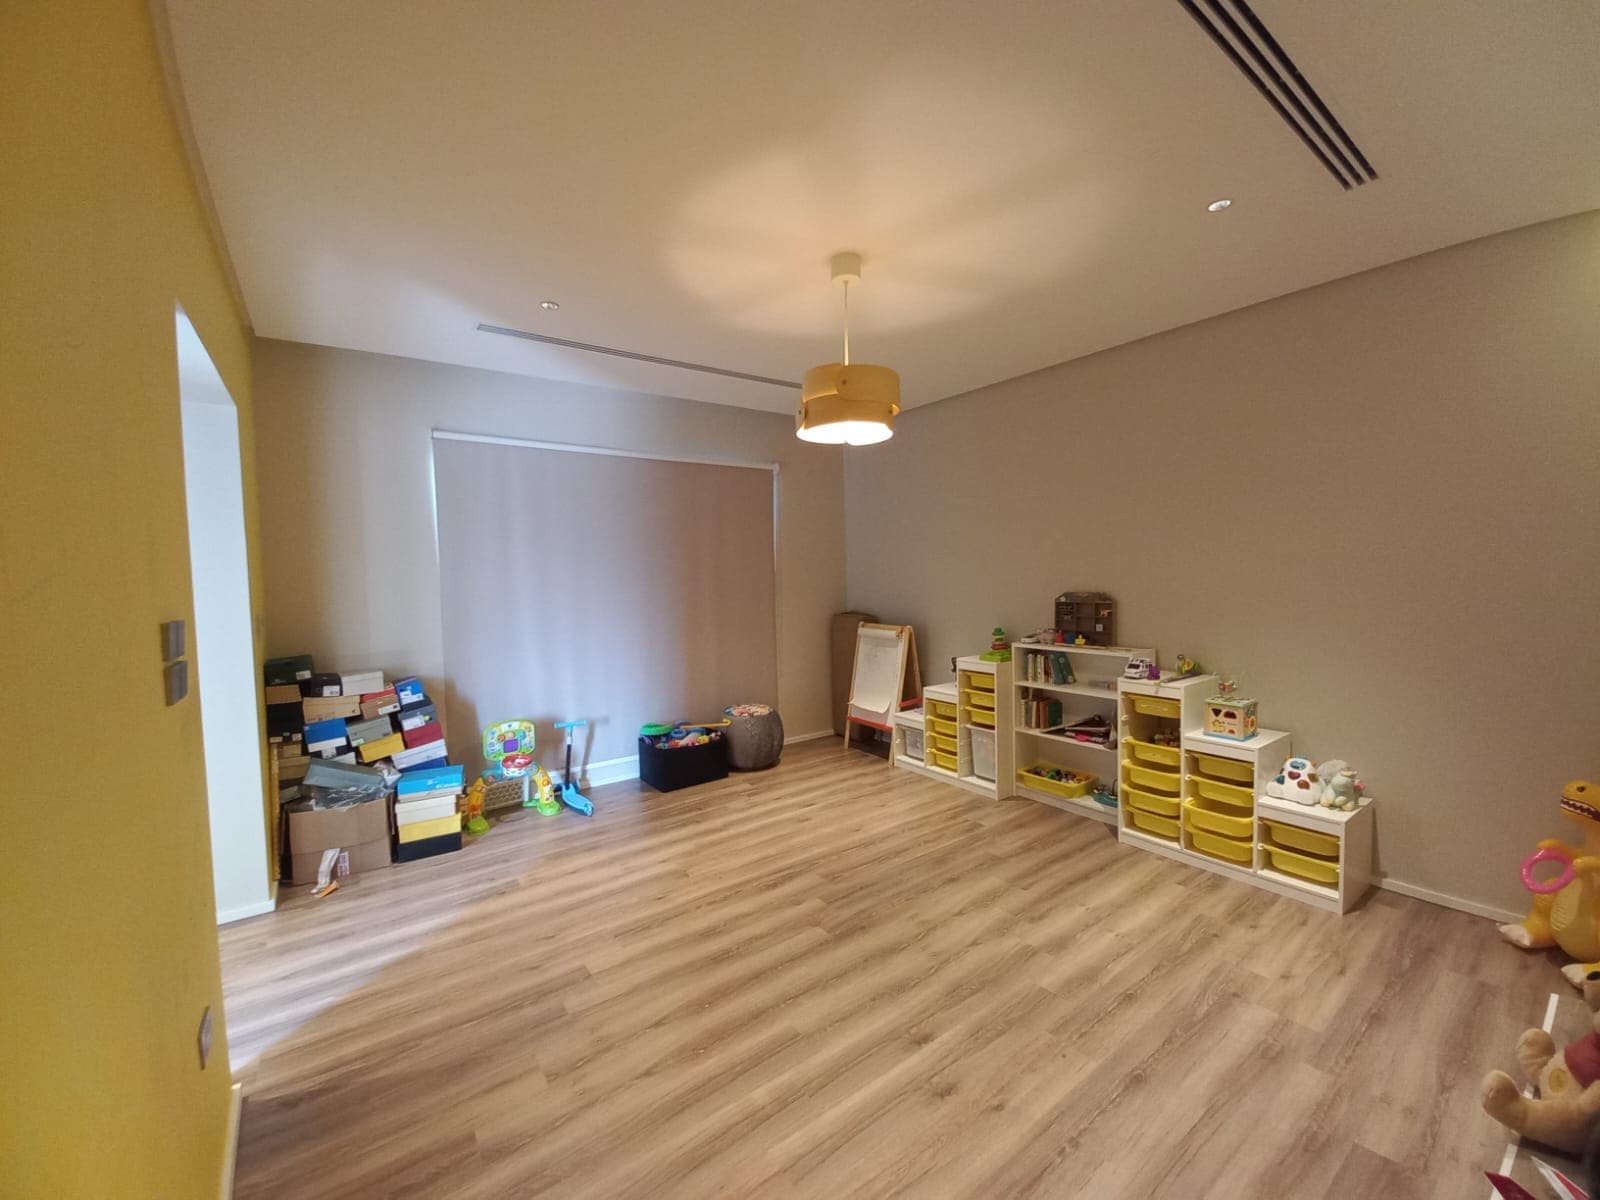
981,628,1012,662
1265,756,1368,810
1500,781,1600,988
1203,676,1258,741
462,778,490,835
1054,591,1115,646
1482,967,1600,1154
1124,656,1154,680
1174,654,1202,677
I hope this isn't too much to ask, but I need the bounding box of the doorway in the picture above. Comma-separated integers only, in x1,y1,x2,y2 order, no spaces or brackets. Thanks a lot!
176,308,273,924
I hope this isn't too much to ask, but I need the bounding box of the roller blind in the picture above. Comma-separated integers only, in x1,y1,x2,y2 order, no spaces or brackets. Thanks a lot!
431,433,779,776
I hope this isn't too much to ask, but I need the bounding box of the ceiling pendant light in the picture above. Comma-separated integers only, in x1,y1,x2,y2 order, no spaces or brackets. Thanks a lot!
796,252,900,446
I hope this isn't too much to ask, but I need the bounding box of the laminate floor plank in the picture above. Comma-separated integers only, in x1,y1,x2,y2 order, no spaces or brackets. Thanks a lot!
223,739,1563,1198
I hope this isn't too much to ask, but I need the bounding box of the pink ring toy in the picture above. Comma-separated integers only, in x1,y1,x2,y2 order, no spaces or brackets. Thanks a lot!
1522,847,1576,895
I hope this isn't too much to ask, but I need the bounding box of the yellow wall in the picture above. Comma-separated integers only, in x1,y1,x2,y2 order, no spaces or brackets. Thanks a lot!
0,4,260,1197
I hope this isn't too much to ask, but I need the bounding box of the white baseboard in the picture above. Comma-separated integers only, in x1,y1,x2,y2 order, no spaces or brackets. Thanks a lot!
580,754,640,788
1376,876,1520,924
217,896,275,926
219,1081,242,1200
784,730,836,745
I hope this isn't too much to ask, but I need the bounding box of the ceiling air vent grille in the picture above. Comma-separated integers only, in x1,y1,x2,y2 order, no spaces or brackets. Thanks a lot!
476,323,799,390
1177,0,1377,189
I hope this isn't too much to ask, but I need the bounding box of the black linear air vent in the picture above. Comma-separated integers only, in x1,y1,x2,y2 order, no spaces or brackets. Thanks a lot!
476,322,799,390
1177,0,1377,189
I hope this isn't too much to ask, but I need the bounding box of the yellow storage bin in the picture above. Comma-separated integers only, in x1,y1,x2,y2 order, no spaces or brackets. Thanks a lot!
962,673,996,693
932,733,957,754
930,749,957,772
1183,797,1254,840
1122,760,1181,794
1129,809,1180,840
962,689,996,711
1125,784,1180,818
1189,827,1253,865
1190,774,1254,808
967,709,996,729
1261,842,1340,886
1192,751,1253,784
927,699,957,719
1124,737,1181,768
1016,765,1094,800
1263,819,1340,859
928,716,956,737
1128,694,1181,719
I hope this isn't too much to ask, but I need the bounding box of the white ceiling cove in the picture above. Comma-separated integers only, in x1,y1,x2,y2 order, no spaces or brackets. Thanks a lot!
167,0,1600,412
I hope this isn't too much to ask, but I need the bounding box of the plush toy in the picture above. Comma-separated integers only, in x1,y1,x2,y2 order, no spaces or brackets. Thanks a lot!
1483,969,1600,1153
1265,756,1368,811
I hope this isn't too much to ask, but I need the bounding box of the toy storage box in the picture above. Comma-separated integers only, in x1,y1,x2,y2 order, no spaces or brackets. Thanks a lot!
639,736,729,792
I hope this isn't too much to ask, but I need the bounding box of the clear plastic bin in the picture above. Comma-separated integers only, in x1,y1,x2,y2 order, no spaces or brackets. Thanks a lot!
969,727,997,781
901,727,925,762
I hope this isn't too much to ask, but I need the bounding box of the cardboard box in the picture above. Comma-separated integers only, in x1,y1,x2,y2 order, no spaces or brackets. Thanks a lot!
392,741,448,771
395,831,461,863
357,731,405,763
402,722,444,750
397,813,461,843
303,694,361,723
340,670,385,697
397,764,464,797
265,683,303,706
286,795,391,885
397,702,437,732
346,716,395,747
264,654,314,686
394,676,427,707
266,704,304,741
277,755,310,781
303,758,384,790
395,794,459,824
360,688,401,719
304,717,349,756
299,672,343,698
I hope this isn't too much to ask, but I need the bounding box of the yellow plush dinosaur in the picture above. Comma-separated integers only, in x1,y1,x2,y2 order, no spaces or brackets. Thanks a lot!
1500,780,1600,988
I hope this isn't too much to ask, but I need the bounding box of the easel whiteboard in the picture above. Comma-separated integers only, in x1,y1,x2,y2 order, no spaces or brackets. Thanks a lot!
845,623,921,745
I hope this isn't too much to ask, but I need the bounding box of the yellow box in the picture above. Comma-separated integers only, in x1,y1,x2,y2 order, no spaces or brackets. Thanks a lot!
1128,694,1180,719
1122,760,1180,794
358,731,405,762
265,683,302,706
1263,819,1340,859
961,673,995,694
962,688,996,711
1191,751,1253,784
398,813,461,843
1189,827,1253,864
1125,784,1180,818
1129,809,1180,840
1190,774,1253,808
928,716,957,737
1124,737,1180,768
927,700,957,720
1261,842,1340,886
967,709,996,729
929,750,957,772
1183,797,1253,840
1016,765,1094,800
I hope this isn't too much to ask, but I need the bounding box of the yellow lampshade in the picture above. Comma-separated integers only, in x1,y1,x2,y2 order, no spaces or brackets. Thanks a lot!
796,362,900,445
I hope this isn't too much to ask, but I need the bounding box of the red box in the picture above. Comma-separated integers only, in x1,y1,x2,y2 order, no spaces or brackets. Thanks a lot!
402,722,444,749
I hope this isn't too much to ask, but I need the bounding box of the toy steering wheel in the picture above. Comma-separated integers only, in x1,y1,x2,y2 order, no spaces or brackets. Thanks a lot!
1522,847,1576,895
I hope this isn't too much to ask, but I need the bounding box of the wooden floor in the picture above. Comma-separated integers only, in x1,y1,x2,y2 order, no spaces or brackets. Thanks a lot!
223,739,1575,1199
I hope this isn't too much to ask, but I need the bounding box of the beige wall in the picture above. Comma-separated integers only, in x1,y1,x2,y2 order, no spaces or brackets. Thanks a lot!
253,340,845,743
846,211,1600,919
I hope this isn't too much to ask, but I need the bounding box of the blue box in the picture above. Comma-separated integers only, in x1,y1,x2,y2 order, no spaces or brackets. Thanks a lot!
397,763,465,798
395,676,427,707
304,717,349,753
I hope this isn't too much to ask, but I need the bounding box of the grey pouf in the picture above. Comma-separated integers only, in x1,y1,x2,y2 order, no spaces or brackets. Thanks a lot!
723,704,784,771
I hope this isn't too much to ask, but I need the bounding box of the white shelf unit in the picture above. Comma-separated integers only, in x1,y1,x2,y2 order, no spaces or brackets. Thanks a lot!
1255,790,1374,914
953,656,1013,798
1011,643,1154,826
1116,673,1217,844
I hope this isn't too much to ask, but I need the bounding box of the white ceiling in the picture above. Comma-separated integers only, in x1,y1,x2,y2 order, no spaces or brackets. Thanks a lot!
167,0,1600,413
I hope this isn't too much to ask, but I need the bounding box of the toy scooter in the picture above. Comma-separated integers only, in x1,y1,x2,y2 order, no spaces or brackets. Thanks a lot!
554,719,593,816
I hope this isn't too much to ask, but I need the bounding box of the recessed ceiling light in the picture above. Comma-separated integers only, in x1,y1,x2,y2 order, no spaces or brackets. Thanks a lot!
540,300,560,311
1207,198,1233,212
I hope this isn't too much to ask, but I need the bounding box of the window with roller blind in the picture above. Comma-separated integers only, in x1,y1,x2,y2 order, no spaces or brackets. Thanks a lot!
430,432,779,777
